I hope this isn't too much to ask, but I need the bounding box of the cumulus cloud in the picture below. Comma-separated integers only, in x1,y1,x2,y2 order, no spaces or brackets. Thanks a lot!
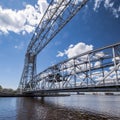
94,0,102,10
0,0,119,34
56,42,93,58
14,42,24,50
0,0,48,34
94,51,105,58
94,61,101,67
94,0,120,18
57,51,65,57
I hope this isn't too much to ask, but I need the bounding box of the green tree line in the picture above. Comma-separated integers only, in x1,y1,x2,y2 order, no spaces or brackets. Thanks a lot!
0,85,17,94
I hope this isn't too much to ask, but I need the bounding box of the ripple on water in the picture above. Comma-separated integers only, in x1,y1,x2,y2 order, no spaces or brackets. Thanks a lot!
0,95,120,120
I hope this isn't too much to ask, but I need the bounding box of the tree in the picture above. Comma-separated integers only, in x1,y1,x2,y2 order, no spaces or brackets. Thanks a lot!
0,85,2,92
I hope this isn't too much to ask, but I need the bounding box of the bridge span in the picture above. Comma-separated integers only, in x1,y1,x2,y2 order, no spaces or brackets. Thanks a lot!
23,43,120,94
18,0,120,95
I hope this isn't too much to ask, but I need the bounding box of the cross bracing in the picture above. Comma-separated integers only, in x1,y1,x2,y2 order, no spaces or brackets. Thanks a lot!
23,43,120,93
18,0,120,93
27,0,88,55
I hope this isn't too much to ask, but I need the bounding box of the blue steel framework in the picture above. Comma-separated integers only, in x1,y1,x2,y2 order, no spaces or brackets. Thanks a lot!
18,0,120,93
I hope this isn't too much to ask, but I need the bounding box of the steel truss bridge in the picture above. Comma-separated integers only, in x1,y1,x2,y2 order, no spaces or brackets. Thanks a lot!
18,0,120,94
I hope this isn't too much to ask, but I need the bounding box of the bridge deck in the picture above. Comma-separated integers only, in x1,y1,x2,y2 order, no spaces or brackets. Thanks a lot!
24,84,120,95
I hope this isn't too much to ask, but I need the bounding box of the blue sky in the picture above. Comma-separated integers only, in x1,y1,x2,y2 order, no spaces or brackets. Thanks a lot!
0,0,120,89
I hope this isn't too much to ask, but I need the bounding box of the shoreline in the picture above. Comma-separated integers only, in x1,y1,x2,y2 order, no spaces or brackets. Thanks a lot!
0,93,70,97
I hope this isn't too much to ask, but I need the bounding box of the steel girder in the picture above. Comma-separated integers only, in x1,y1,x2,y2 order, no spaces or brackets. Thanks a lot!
27,0,88,55
24,43,120,92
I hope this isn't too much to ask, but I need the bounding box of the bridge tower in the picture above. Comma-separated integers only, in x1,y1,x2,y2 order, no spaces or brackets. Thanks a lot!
18,0,88,93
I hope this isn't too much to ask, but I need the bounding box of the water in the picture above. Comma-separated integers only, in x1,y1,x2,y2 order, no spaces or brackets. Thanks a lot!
0,95,120,120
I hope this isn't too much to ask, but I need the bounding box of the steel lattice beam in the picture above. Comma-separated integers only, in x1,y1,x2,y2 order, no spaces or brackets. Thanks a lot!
27,0,88,55
18,0,88,92
24,43,120,93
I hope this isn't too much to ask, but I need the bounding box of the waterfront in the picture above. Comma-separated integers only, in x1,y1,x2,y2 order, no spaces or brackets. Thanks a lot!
0,95,120,120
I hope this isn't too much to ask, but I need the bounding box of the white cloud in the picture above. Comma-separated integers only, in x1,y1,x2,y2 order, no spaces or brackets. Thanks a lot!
94,0,103,11
57,42,93,59
14,42,24,50
94,61,101,67
95,51,105,58
37,0,48,14
0,0,77,35
57,51,65,57
0,0,119,35
0,0,48,34
104,0,113,8
94,0,120,18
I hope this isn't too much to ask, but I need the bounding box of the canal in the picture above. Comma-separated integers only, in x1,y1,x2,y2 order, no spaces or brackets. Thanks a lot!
0,95,120,120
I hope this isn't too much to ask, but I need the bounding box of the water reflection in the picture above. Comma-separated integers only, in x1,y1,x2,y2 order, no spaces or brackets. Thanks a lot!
17,98,45,120
0,96,120,120
16,96,120,120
